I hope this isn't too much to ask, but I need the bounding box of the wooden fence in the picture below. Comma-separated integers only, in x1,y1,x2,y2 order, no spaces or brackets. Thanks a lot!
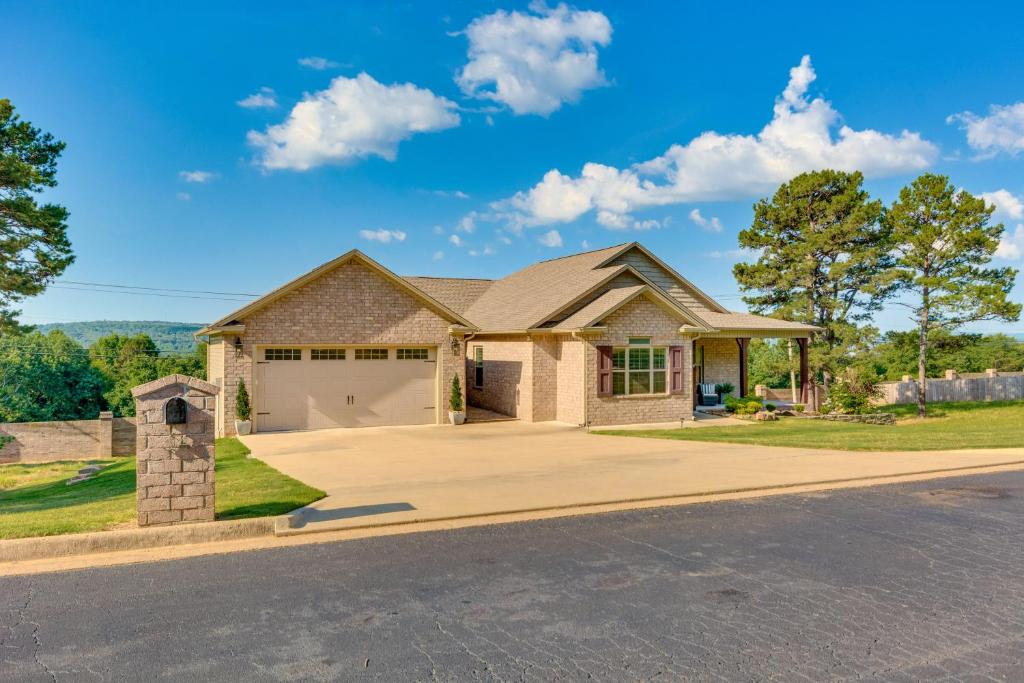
878,370,1024,405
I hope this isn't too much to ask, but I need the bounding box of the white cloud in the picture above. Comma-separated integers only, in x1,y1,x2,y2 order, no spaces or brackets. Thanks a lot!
176,192,191,201
359,228,406,243
449,234,464,247
433,250,445,261
494,56,937,229
581,239,590,249
298,56,341,70
431,189,470,199
248,73,460,171
689,209,723,232
996,224,1024,260
179,170,217,183
538,229,563,247
708,247,761,260
497,235,512,245
236,87,278,109
981,189,1024,220
456,212,477,233
948,102,1024,157
455,2,612,116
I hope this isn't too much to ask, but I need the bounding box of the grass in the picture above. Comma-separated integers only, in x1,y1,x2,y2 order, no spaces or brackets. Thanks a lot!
595,400,1024,452
0,437,324,540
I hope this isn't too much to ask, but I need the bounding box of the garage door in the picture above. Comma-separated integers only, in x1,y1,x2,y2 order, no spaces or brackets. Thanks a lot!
255,346,437,431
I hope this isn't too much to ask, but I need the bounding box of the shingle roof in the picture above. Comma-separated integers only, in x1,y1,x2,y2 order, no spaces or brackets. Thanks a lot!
698,311,820,332
554,285,648,329
461,244,633,331
402,276,493,314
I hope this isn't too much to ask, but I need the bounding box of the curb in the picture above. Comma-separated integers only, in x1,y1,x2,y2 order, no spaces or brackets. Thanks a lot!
272,459,1024,538
0,517,278,563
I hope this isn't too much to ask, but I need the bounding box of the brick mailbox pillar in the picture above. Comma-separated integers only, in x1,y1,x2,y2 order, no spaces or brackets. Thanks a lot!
131,374,220,527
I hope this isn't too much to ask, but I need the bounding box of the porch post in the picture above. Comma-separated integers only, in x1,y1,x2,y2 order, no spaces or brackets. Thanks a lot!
691,339,699,407
796,337,809,404
735,337,750,397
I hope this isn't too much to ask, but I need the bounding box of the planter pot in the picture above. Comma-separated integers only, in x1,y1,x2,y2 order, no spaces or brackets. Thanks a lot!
448,410,466,426
234,420,252,436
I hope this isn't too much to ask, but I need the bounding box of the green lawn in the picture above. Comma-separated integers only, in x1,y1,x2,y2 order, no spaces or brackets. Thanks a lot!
595,400,1024,452
0,437,324,540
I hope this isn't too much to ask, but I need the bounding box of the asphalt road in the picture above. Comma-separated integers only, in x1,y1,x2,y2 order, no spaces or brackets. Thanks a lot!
3,471,1024,682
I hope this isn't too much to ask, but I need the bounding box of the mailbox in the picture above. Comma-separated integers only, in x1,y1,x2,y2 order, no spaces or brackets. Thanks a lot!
164,396,188,425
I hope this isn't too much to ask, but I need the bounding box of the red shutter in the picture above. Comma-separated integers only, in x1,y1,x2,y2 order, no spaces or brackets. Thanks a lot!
597,345,613,396
669,345,684,394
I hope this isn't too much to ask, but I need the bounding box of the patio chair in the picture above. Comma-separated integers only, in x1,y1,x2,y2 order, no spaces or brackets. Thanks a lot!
697,383,721,406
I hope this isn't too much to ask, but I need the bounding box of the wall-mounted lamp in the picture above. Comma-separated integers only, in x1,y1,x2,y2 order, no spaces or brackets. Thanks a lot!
232,336,243,355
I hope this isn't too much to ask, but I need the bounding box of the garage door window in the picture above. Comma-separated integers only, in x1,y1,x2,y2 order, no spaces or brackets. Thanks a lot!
311,349,345,360
355,348,388,360
265,348,301,361
397,348,428,360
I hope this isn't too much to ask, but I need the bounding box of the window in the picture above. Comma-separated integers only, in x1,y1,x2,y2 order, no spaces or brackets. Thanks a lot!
265,348,301,361
473,347,484,388
355,348,388,360
611,339,667,396
397,348,428,360
311,348,345,360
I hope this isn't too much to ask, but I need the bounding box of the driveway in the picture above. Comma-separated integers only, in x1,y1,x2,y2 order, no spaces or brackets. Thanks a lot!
239,421,1024,535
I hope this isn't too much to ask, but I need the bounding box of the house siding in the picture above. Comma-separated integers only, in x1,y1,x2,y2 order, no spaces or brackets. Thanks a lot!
218,261,463,436
609,249,714,313
206,339,225,436
585,296,693,426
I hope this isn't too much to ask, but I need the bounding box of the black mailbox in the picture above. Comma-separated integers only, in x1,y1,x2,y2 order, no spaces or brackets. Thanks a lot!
165,397,188,424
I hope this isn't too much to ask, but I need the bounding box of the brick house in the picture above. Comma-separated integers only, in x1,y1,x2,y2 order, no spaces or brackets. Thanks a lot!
200,242,817,436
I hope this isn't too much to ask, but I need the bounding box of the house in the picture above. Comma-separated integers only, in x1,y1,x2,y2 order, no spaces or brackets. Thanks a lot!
199,242,818,436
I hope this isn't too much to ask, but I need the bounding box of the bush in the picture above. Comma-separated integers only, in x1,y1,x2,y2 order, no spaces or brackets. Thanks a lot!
793,403,805,412
715,382,735,396
823,366,883,415
449,374,464,412
724,395,764,415
235,379,251,421
765,403,777,412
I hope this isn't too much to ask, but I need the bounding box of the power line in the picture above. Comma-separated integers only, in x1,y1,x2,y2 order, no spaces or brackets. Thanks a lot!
47,285,254,302
57,280,260,297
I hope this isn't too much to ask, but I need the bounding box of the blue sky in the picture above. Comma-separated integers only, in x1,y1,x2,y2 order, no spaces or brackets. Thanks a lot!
4,1,1024,333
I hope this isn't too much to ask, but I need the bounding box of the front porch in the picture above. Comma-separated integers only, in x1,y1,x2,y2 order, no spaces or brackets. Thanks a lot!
692,335,812,412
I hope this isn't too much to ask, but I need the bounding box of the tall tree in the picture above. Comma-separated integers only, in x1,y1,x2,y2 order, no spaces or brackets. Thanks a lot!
0,99,74,334
734,170,892,390
884,173,1021,416
0,331,106,422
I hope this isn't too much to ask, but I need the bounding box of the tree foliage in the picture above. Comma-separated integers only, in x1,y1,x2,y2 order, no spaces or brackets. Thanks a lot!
0,331,105,422
884,173,1021,415
88,333,206,417
235,379,251,421
823,366,884,415
734,170,892,385
0,99,74,334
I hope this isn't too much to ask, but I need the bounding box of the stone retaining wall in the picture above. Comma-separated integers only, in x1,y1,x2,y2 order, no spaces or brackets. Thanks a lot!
0,414,137,463
807,413,897,425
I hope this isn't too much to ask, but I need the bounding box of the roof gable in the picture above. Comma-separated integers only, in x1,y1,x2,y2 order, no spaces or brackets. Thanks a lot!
199,250,476,334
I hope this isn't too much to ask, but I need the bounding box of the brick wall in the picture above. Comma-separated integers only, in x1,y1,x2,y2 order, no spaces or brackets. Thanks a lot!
532,336,558,422
697,338,741,393
0,415,137,464
585,296,693,426
555,335,585,424
216,261,465,435
467,336,534,419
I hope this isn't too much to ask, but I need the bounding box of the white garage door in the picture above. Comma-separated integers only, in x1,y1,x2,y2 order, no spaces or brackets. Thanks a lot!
255,346,437,431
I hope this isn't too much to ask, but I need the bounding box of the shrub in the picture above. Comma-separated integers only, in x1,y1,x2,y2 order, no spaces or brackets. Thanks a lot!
235,379,251,421
449,374,464,412
823,367,883,415
765,403,776,412
793,403,805,412
715,382,735,396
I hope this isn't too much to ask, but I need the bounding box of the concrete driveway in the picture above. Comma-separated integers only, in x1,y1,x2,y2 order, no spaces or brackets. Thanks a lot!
239,421,1024,535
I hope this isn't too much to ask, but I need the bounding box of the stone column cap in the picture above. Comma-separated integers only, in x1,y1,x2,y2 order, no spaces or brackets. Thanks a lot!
132,374,221,398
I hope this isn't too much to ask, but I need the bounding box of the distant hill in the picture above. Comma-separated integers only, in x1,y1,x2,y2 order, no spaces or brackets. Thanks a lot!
36,321,205,353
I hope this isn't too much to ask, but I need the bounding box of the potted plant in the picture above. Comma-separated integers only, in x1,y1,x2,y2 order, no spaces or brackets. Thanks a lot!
448,374,466,425
234,378,252,435
715,382,735,399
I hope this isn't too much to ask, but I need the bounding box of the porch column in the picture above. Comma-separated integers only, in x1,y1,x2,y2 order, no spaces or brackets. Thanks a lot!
735,337,750,397
691,339,699,407
796,337,809,404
